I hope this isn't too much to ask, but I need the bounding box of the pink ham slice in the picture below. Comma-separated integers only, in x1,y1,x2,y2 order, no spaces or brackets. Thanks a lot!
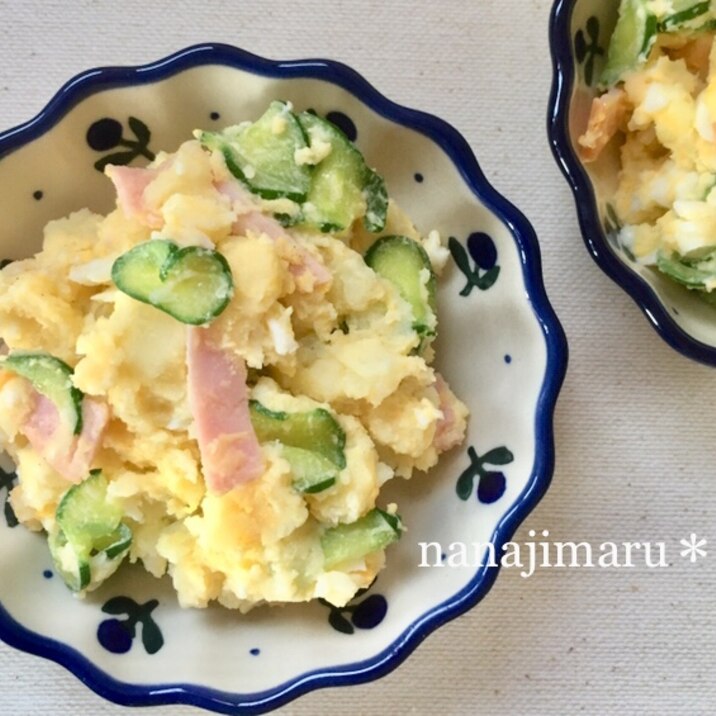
105,165,163,228
22,394,109,483
215,179,260,215
216,180,331,289
577,88,630,163
433,374,463,453
186,325,264,493
233,212,332,288
665,34,714,78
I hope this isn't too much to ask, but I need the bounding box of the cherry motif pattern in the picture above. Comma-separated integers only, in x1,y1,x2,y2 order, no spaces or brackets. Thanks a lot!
97,596,164,655
448,233,501,295
86,117,155,172
319,581,388,634
456,445,514,504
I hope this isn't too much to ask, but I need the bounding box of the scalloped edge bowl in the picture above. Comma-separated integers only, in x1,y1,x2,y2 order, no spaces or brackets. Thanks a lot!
0,43,567,713
548,0,716,366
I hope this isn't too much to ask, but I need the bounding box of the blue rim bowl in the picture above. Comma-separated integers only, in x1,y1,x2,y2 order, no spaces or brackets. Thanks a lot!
0,43,568,713
548,0,716,366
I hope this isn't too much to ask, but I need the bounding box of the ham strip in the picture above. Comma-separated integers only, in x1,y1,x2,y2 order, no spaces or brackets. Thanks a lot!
215,180,260,214
433,374,463,452
577,88,630,163
186,326,264,493
105,165,163,228
233,212,332,288
216,180,332,289
22,394,109,483
665,34,714,78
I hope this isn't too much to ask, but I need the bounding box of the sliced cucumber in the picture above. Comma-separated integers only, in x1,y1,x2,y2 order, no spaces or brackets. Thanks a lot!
281,445,337,494
321,508,403,570
199,104,389,232
274,210,304,228
1,352,84,435
112,240,234,325
48,529,91,592
249,400,346,469
600,0,712,87
364,235,437,337
660,0,711,31
50,470,132,592
298,112,388,234
601,0,657,87
299,112,367,232
199,101,311,202
155,246,233,324
363,169,388,233
56,470,124,553
656,249,716,288
48,527,132,593
111,239,174,302
97,522,133,559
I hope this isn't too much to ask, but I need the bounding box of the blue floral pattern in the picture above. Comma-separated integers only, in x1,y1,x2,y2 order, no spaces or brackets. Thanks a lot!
604,203,635,261
456,445,514,504
449,233,501,294
97,596,164,655
325,111,357,142
575,16,604,87
319,582,387,634
0,468,18,528
87,117,155,172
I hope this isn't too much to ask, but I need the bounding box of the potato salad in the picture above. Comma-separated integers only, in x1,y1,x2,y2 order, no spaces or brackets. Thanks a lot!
579,1,716,294
0,102,468,611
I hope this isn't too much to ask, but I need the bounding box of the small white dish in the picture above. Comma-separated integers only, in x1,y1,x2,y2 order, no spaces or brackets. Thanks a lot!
549,0,716,364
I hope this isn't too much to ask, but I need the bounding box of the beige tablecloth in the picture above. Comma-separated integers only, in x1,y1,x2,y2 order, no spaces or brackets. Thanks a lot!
1,1,714,714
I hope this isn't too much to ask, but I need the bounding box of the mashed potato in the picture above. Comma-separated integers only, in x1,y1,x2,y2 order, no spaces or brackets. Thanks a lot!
579,7,716,292
0,109,468,611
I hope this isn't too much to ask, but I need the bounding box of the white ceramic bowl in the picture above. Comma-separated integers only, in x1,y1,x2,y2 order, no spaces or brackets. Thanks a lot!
0,44,567,713
549,0,716,365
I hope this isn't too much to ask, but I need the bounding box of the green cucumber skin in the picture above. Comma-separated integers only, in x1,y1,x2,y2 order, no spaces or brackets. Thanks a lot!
656,250,716,288
363,169,388,233
211,137,310,203
56,471,123,550
102,523,133,559
51,471,132,592
249,400,347,469
321,508,403,570
300,476,337,494
298,112,365,233
600,0,657,88
2,352,84,435
601,0,714,87
48,529,91,592
641,13,658,57
155,245,234,325
248,402,340,492
111,239,177,304
112,240,234,326
660,1,711,31
201,105,389,234
297,111,388,234
280,445,338,494
48,526,131,592
199,102,312,203
364,235,437,335
250,401,288,422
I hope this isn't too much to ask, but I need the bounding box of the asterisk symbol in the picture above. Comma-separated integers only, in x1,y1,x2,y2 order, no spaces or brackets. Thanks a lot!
680,534,708,563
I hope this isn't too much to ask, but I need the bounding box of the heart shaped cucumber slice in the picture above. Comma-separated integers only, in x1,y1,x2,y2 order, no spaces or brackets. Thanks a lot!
112,240,234,325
